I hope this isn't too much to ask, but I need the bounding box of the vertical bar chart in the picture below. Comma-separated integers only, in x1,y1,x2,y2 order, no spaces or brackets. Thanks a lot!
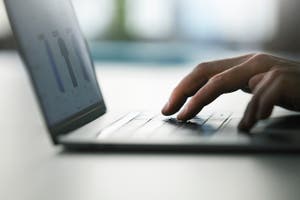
58,37,78,87
39,34,65,93
71,33,90,82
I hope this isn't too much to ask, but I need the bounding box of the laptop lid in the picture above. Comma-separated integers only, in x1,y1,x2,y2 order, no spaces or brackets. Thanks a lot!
5,0,107,143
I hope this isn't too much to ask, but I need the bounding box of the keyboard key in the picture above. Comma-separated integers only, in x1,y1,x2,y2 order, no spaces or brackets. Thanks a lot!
108,118,151,138
134,112,156,120
97,112,140,139
171,113,230,137
201,119,228,132
188,116,211,126
152,114,170,121
149,122,180,138
209,112,232,120
131,119,165,138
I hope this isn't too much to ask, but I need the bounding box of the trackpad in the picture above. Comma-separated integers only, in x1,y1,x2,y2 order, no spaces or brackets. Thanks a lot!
252,115,300,142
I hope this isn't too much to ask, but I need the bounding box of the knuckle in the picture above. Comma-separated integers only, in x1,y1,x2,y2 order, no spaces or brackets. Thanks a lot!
173,86,187,98
210,74,224,84
249,52,257,56
247,53,257,58
269,67,287,80
270,65,282,71
270,66,292,74
248,77,257,90
251,53,270,64
188,98,198,108
194,62,210,74
209,74,225,89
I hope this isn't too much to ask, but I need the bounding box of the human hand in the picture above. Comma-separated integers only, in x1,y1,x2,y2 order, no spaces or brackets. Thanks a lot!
161,53,300,131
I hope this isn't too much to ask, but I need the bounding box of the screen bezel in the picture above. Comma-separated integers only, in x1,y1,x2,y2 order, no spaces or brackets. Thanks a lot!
4,0,107,144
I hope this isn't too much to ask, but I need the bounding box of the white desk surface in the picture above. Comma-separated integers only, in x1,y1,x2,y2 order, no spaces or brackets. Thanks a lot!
1,52,300,200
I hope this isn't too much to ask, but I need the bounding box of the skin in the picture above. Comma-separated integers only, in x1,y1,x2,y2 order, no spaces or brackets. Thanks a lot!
161,53,300,131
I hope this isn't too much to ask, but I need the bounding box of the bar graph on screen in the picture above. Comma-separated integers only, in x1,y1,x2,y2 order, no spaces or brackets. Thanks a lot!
56,32,78,88
70,31,90,82
38,34,66,93
38,29,94,93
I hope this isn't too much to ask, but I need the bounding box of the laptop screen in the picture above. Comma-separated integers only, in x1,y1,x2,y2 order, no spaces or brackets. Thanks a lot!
5,0,105,126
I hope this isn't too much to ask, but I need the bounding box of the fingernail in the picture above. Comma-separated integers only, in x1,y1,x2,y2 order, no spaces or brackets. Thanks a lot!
238,118,250,132
162,102,169,114
177,106,188,120
238,119,246,130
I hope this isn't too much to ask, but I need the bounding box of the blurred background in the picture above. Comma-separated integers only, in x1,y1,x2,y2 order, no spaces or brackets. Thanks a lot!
1,0,300,64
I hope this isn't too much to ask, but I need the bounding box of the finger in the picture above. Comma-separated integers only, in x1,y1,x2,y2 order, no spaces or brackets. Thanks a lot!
238,97,259,132
248,73,265,91
177,54,275,120
238,71,282,131
256,70,296,119
256,81,280,120
248,65,299,93
249,67,300,117
162,54,254,115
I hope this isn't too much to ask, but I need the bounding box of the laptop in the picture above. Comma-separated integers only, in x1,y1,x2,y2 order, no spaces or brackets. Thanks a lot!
5,0,300,152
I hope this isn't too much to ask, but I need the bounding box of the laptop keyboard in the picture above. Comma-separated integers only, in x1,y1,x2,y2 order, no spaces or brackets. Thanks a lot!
97,112,231,140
